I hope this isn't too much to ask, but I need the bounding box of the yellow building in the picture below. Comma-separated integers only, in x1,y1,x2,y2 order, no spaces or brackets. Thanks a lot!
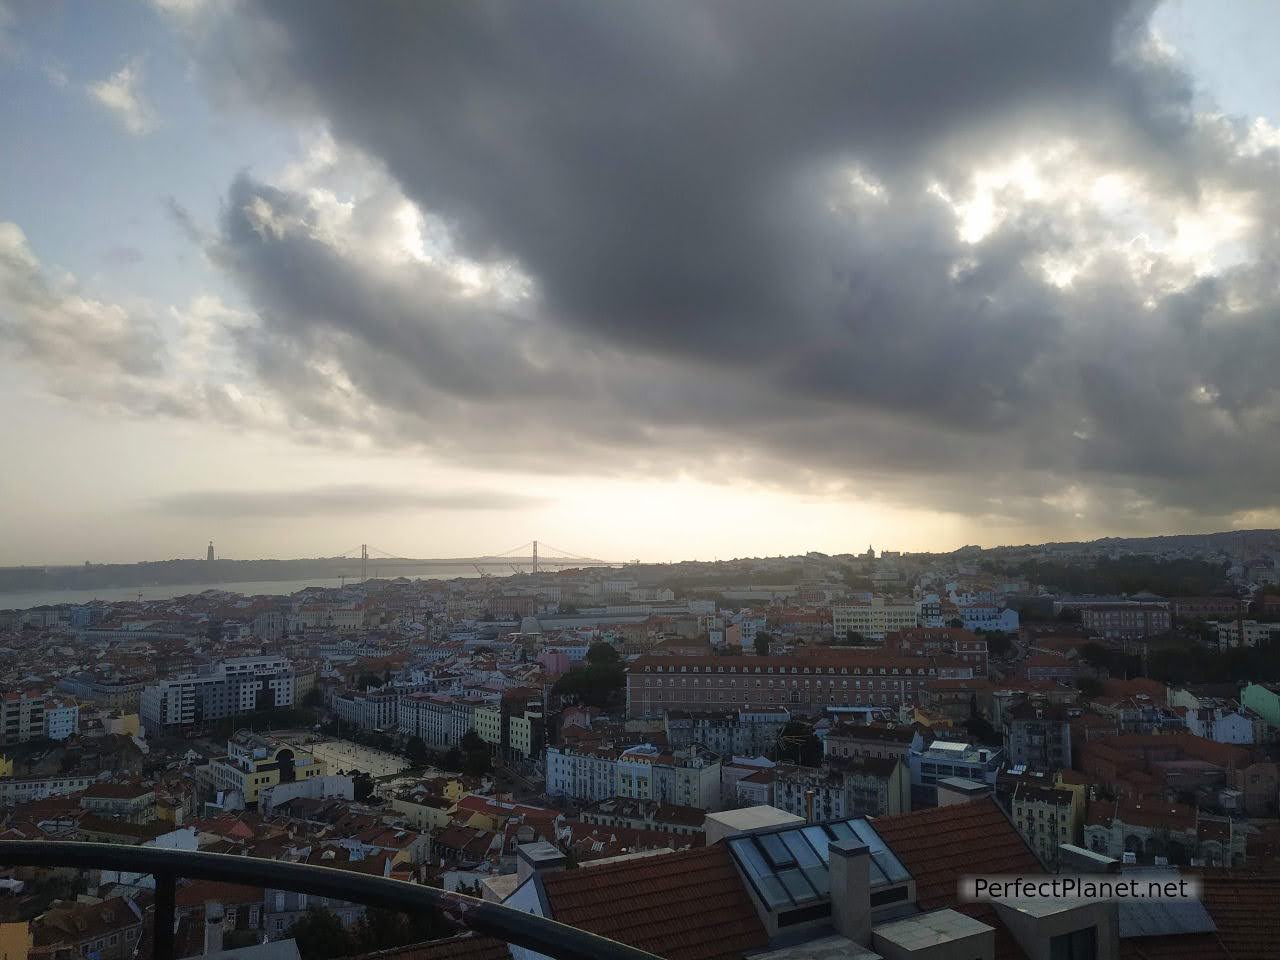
832,597,919,642
508,709,543,758
0,920,32,960
207,733,326,806
106,713,140,737
474,705,503,748
391,792,457,832
0,754,13,779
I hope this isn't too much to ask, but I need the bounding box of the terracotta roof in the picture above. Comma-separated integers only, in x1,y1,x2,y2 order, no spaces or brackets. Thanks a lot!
1201,874,1280,960
346,934,510,960
873,797,1043,910
175,880,264,909
539,845,768,960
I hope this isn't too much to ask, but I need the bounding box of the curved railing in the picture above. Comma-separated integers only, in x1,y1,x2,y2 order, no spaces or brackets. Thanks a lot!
0,841,660,960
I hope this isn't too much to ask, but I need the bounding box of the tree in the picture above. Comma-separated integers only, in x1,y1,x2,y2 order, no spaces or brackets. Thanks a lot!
1077,675,1104,698
754,631,772,656
585,642,620,666
289,908,354,960
1056,607,1082,623
774,721,822,766
461,729,491,777
833,630,864,647
947,618,964,629
351,770,375,801
404,736,429,766
552,649,626,710
356,672,381,691
351,908,449,953
302,688,323,708
984,632,1013,659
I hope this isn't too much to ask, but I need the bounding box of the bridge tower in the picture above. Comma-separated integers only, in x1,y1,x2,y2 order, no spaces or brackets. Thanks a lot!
532,540,538,575
361,544,368,581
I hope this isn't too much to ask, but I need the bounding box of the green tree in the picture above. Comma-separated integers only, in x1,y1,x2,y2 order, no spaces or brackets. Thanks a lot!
302,688,323,708
754,631,773,656
289,907,354,960
356,672,381,691
461,729,491,777
1077,675,1104,698
585,642,620,665
552,649,626,710
404,735,429,766
351,908,448,953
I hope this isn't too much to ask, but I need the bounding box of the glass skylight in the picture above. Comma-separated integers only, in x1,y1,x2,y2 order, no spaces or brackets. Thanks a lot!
728,816,911,911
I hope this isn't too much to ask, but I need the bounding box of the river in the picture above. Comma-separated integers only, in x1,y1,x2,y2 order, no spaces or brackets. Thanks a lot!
0,565,490,610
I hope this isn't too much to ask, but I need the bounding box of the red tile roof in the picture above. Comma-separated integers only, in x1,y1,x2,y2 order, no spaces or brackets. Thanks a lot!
873,797,1044,910
1200,874,1280,960
540,845,768,960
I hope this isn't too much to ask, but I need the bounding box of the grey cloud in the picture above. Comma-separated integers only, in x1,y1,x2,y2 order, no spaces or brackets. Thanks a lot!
168,1,1280,530
156,484,547,518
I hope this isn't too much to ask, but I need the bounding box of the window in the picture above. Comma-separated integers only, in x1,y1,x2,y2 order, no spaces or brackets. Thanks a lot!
1051,927,1097,960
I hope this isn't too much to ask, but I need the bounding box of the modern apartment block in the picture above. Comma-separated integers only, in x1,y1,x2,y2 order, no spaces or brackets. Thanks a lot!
139,656,297,733
0,691,44,746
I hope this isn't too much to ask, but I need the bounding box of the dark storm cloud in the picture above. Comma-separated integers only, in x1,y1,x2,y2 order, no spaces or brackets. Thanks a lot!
173,0,1280,527
156,485,547,519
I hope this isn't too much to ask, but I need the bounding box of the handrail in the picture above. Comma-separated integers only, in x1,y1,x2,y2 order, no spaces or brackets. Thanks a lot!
0,841,662,960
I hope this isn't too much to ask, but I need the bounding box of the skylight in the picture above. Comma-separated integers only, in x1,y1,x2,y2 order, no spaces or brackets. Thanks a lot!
729,817,911,911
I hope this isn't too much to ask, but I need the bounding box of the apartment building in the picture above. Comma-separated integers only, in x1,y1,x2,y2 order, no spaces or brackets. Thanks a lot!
1012,784,1078,870
773,756,910,819
139,656,296,733
831,597,919,642
891,627,989,676
1172,596,1244,621
56,674,144,712
546,742,721,809
626,653,966,719
1210,619,1280,650
79,782,156,823
665,706,790,757
0,773,97,806
334,688,400,732
1077,602,1171,641
1003,701,1073,771
823,723,917,762
0,691,44,746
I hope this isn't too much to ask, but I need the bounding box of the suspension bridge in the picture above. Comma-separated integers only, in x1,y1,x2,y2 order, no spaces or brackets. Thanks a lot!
330,540,620,579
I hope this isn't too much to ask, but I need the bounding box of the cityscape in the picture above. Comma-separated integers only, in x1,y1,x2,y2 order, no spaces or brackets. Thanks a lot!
5,0,1280,959
2,530,1280,959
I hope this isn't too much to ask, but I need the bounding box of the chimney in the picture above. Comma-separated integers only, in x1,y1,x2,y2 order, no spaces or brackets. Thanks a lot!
829,839,871,946
203,901,225,955
516,841,566,883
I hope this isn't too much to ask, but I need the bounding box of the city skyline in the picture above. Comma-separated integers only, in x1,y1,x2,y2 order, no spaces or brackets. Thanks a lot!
4,1,1280,564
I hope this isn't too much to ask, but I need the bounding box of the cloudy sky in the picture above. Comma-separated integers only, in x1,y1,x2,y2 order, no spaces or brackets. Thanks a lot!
2,0,1279,565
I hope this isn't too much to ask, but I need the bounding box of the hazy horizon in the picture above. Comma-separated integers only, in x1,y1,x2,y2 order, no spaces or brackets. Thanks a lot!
4,0,1280,565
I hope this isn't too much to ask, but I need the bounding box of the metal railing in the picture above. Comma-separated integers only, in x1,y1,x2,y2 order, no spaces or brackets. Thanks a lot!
0,841,661,960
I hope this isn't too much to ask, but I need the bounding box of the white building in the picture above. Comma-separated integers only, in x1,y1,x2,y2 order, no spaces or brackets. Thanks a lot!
546,743,721,810
44,700,80,741
1210,619,1280,650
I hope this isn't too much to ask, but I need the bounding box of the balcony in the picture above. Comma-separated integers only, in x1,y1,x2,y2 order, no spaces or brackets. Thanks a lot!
0,841,659,960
